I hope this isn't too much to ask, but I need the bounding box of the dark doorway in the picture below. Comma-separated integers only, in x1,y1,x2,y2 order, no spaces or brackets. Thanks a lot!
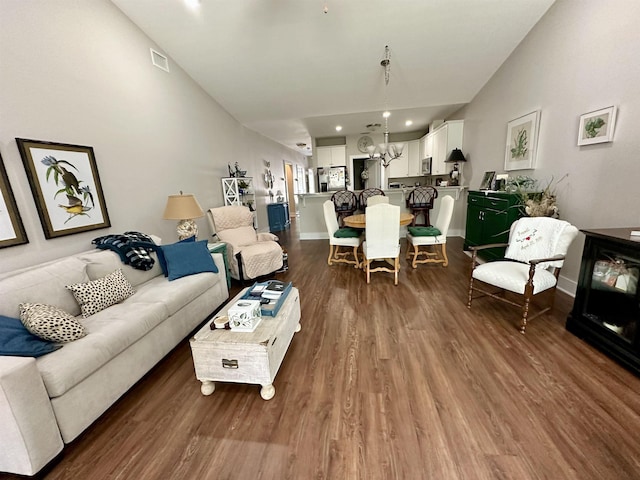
353,157,368,190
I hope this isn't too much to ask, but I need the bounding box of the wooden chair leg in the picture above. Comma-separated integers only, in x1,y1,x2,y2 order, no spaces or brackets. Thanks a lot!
366,259,371,284
352,246,360,268
327,244,334,265
394,257,399,285
411,245,419,269
467,276,475,308
441,244,449,267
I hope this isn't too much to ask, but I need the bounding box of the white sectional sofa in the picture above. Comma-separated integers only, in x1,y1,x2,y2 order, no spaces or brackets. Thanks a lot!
0,245,229,476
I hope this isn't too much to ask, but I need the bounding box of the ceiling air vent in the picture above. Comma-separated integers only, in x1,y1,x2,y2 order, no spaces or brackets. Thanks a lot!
150,48,170,72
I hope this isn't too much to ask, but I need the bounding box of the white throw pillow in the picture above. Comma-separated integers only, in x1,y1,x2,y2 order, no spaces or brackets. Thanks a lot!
19,303,86,343
66,269,135,317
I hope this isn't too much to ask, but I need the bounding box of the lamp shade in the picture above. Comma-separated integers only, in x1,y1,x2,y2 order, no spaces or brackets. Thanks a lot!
445,148,467,163
163,193,204,220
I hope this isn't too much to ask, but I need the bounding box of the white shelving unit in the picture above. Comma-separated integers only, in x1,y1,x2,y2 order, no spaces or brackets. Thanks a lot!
222,177,256,226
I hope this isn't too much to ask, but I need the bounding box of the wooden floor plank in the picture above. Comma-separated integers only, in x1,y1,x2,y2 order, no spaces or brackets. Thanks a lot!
15,218,640,480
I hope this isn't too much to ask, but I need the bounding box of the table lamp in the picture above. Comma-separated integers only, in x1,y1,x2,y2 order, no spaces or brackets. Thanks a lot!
163,192,204,240
444,149,467,186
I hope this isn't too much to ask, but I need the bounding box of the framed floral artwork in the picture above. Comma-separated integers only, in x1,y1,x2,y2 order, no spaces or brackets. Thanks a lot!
0,151,28,248
16,138,111,239
577,106,617,146
504,110,540,171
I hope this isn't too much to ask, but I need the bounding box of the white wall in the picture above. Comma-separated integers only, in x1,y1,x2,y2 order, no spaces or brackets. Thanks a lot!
0,0,306,273
455,0,640,294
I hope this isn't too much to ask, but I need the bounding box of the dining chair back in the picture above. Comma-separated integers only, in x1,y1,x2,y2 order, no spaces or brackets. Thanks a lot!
406,195,454,268
358,188,385,210
467,216,579,333
362,203,401,285
367,195,390,206
322,200,362,268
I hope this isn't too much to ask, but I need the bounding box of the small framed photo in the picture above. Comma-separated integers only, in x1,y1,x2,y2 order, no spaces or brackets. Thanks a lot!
0,151,29,248
578,106,617,146
479,171,496,190
16,138,111,239
504,110,540,171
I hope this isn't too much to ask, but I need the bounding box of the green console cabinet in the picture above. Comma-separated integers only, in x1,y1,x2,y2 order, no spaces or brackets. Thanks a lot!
464,191,524,261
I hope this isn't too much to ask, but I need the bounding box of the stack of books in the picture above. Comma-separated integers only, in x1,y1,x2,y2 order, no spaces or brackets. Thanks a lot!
261,280,287,300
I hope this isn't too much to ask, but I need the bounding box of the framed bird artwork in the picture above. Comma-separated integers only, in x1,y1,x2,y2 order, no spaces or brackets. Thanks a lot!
16,138,111,239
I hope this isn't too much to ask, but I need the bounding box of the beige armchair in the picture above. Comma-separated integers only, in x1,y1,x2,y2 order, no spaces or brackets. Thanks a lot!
207,206,283,281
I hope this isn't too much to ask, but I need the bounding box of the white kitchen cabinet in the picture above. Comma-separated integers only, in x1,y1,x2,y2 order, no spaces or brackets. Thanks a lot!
387,143,408,178
316,145,346,167
407,140,421,176
387,140,420,178
424,120,463,176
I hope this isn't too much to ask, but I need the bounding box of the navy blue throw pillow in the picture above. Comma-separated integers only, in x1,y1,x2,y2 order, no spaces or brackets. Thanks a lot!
160,239,218,281
0,315,61,357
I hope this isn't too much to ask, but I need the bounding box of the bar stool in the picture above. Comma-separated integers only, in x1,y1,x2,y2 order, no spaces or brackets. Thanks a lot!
406,186,438,226
331,190,358,227
358,188,385,211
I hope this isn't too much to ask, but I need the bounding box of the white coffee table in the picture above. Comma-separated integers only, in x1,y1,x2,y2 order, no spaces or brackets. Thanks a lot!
189,287,301,400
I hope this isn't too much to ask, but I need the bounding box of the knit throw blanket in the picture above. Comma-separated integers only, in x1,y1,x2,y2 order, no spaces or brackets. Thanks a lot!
92,231,157,271
505,217,569,268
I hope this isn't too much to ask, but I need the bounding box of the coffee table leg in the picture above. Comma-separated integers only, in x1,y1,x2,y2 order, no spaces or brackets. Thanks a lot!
260,384,275,400
296,323,301,333
201,381,215,396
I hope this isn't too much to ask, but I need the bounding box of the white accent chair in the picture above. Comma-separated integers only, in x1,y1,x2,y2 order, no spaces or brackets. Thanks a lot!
366,195,389,206
322,200,362,268
207,205,283,281
467,217,579,334
362,203,401,285
406,195,455,268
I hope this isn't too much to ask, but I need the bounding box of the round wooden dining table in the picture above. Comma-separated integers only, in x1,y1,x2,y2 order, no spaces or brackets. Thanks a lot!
343,212,414,229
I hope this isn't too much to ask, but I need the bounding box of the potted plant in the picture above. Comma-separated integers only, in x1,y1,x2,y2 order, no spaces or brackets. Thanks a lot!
505,174,568,218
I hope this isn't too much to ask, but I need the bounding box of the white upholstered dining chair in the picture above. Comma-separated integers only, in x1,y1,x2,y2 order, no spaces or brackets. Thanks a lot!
323,200,362,268
366,195,389,206
406,195,455,268
362,203,401,285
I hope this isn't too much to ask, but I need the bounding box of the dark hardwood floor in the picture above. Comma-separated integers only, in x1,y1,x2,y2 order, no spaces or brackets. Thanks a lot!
18,219,640,479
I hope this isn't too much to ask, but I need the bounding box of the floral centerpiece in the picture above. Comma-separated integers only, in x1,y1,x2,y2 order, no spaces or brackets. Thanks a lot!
505,174,568,218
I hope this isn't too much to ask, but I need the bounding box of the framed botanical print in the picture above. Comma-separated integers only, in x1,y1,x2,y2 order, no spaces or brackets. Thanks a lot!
504,111,540,171
0,152,28,248
577,106,617,146
16,138,111,239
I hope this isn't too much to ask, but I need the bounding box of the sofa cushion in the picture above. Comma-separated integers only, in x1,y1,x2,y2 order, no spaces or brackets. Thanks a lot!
0,257,88,318
0,315,61,357
19,303,86,343
132,271,219,316
160,240,218,281
35,301,168,398
77,249,162,288
66,269,136,317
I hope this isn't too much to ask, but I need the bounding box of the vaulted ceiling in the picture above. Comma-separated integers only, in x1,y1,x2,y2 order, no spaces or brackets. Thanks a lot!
112,0,555,155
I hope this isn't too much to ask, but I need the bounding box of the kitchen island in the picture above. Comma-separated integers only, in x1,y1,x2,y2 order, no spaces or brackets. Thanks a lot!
297,187,467,240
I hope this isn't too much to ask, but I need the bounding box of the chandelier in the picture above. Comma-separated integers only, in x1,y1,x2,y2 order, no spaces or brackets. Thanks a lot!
365,45,404,168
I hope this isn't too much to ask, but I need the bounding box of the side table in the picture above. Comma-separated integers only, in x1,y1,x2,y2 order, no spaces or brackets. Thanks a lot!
208,242,231,290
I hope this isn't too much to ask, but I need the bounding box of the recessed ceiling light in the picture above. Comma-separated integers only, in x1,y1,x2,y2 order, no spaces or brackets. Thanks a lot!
405,120,413,127
335,125,342,132
185,0,201,8
382,111,391,118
